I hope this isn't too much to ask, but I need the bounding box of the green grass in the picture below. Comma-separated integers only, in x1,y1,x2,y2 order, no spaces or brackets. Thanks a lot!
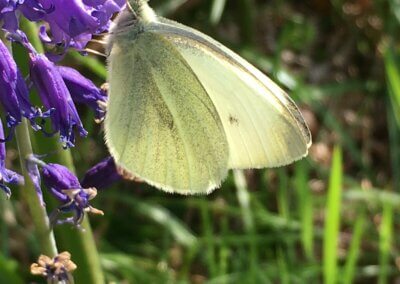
342,209,366,284
323,146,343,284
2,0,400,283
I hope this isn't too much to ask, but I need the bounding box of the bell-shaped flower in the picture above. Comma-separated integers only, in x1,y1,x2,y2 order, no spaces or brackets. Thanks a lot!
58,66,107,122
81,156,121,189
0,118,23,198
1,0,124,50
41,163,103,226
0,39,43,133
29,51,88,148
36,0,125,51
19,0,54,22
0,0,53,32
0,0,20,32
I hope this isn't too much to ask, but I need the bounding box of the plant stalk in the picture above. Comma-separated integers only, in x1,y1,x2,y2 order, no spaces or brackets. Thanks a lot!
19,18,105,284
0,30,59,257
15,119,58,257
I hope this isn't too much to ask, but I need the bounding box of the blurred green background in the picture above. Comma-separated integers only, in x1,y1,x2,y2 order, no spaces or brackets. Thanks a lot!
2,0,400,283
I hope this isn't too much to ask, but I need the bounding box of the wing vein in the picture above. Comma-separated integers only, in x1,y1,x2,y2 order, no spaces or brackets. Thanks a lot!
145,59,193,190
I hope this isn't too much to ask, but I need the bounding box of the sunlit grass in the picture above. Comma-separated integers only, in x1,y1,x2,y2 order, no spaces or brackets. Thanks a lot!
2,0,400,283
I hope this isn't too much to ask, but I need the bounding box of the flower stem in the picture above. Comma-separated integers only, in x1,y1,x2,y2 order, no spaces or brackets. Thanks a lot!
40,142,105,284
0,29,60,257
15,119,58,257
20,17,105,284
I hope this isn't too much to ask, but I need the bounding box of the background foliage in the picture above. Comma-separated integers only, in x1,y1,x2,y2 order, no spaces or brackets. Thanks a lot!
2,0,400,283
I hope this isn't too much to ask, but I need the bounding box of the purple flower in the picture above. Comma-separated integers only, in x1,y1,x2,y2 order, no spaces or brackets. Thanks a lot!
0,0,20,32
36,0,125,50
58,66,107,122
29,51,88,148
81,157,121,189
0,39,43,132
0,118,23,198
0,0,54,32
41,163,103,226
19,0,55,22
1,0,124,51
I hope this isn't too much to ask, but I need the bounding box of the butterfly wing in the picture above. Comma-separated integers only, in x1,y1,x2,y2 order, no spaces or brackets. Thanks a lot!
105,32,229,194
148,19,312,169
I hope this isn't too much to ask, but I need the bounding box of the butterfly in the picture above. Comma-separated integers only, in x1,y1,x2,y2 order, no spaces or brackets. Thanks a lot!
104,0,312,194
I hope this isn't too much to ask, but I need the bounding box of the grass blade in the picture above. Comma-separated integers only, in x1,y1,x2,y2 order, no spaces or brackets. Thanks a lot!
210,0,227,25
233,170,258,282
323,146,343,284
378,202,393,284
277,247,290,284
233,170,254,231
105,193,197,247
295,160,313,259
200,198,218,278
384,47,400,127
376,86,400,283
342,209,365,284
277,169,289,220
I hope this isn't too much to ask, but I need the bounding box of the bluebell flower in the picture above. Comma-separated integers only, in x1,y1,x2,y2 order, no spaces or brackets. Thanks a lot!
19,0,55,22
0,39,43,132
41,163,103,226
0,118,23,198
0,0,52,32
58,66,107,122
28,50,88,148
1,0,124,51
0,0,20,32
36,0,125,51
81,156,121,189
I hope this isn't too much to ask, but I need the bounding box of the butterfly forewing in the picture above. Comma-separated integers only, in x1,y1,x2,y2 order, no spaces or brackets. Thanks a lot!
147,19,311,169
105,32,229,194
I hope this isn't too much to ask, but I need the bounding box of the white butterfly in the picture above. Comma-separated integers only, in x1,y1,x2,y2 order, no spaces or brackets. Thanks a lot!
104,0,311,194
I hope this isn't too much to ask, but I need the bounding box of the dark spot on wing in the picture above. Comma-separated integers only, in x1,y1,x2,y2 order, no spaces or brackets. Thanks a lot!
168,120,174,130
229,115,239,125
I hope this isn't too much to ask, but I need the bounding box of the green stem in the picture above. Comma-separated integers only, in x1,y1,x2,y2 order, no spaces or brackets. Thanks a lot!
19,18,105,284
19,18,44,53
15,119,58,257
1,30,59,257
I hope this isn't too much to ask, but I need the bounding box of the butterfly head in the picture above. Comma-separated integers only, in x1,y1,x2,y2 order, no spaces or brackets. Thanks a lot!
106,0,156,54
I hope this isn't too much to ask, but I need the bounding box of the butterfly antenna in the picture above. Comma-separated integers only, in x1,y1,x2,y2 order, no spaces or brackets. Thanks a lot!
126,0,138,18
93,32,109,36
84,48,107,58
89,38,107,45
